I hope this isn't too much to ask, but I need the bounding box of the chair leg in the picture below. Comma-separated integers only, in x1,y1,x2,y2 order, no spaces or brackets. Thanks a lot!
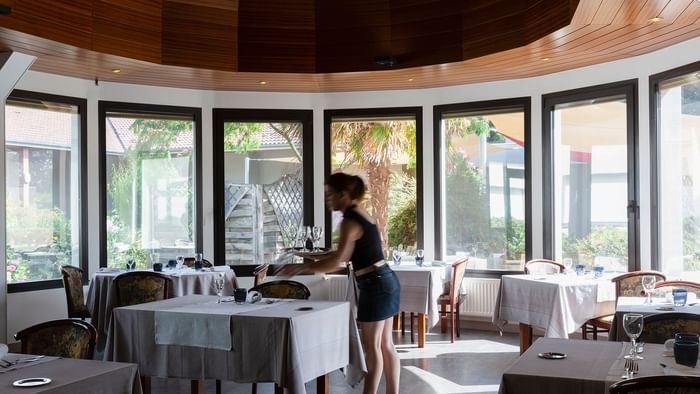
216,380,221,394
456,304,461,338
410,312,415,344
450,304,456,343
582,324,587,340
440,304,448,333
401,312,405,336
252,382,257,394
593,326,598,340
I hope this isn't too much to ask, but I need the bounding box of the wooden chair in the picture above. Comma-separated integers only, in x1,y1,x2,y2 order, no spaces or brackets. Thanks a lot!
14,319,96,360
253,263,270,287
523,259,565,275
60,265,91,320
609,375,700,393
183,257,213,268
113,271,172,307
582,271,666,340
250,280,310,300
438,257,469,343
637,312,700,344
654,280,700,297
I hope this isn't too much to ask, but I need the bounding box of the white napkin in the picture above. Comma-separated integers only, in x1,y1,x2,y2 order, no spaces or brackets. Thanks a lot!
0,344,7,360
662,362,700,376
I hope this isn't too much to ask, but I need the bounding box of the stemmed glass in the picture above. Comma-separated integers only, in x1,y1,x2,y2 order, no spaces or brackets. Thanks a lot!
311,226,323,251
149,253,160,268
415,249,424,266
215,273,225,304
641,275,656,304
623,313,644,360
392,249,401,265
304,226,313,252
176,256,184,270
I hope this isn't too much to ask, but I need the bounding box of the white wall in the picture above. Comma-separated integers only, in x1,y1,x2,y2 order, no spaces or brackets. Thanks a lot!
5,35,700,342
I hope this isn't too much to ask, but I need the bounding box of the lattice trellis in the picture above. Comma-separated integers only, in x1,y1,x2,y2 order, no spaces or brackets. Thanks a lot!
264,170,303,248
224,184,251,221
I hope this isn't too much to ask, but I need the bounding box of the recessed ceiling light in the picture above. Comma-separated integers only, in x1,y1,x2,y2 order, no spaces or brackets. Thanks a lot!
695,72,700,79
649,16,663,23
408,78,415,82
541,57,550,62
258,81,268,85
111,68,121,74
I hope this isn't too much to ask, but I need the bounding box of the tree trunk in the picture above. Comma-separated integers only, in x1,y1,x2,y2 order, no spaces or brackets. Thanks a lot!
367,157,392,251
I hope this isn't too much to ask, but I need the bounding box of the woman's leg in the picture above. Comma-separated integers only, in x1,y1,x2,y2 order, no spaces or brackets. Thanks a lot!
380,315,400,394
359,320,385,394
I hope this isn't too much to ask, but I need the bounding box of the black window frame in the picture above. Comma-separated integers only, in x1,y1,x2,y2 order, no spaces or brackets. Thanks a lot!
7,90,88,293
212,108,314,277
323,107,424,252
542,80,639,272
649,60,700,271
98,101,203,268
434,97,532,278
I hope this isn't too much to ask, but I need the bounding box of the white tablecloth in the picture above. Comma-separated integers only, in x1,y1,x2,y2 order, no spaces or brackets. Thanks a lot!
501,338,695,394
494,273,616,338
391,264,447,327
86,267,237,352
104,295,349,394
0,353,141,393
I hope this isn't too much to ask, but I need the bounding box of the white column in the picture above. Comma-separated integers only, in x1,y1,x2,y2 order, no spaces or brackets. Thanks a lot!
0,51,36,342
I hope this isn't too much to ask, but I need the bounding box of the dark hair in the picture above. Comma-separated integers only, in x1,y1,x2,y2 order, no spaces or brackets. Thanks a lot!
326,172,366,200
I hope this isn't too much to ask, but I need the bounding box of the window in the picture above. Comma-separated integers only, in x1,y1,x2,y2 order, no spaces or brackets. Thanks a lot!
435,99,530,271
544,81,638,273
325,108,423,257
100,102,202,268
5,91,87,290
213,109,313,269
652,62,700,278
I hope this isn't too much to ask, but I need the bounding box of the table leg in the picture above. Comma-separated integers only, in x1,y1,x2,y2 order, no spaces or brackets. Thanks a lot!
140,376,151,394
418,313,426,348
274,384,285,394
393,314,400,330
440,304,447,333
316,374,329,394
519,323,533,354
190,379,204,394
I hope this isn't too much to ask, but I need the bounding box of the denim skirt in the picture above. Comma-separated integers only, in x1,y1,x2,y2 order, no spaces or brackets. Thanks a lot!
356,264,401,322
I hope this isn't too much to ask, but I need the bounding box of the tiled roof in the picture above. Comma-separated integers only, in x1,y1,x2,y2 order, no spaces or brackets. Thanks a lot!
5,105,295,153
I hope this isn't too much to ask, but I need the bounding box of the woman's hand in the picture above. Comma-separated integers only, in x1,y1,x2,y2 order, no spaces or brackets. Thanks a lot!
277,263,306,277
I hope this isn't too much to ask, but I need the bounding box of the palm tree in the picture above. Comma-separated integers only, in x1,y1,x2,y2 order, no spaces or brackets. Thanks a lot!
331,120,415,249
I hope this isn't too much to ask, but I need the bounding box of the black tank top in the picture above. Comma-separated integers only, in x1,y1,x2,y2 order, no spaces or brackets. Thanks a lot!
343,207,385,271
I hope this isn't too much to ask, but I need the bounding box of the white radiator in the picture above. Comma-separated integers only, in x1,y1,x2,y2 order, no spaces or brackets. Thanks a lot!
460,278,500,318
325,275,349,301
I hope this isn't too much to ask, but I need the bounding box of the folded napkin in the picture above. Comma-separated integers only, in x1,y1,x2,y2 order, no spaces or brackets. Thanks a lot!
662,362,700,376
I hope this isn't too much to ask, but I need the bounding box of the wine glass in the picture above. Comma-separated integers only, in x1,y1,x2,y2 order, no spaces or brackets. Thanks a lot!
641,275,656,304
215,273,225,304
416,249,424,266
126,257,135,271
623,313,644,360
149,252,160,268
311,226,323,251
176,256,184,270
392,249,401,265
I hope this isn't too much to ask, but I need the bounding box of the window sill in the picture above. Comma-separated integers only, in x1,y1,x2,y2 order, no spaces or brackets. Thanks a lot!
8,279,63,293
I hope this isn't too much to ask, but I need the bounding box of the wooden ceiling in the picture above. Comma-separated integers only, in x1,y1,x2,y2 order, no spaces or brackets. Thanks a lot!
0,0,699,92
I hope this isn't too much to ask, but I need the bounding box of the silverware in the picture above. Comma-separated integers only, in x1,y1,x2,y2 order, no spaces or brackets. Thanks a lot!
630,359,639,376
621,359,632,379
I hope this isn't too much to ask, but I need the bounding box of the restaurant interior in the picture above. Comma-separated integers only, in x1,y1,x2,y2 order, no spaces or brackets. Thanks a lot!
2,0,700,393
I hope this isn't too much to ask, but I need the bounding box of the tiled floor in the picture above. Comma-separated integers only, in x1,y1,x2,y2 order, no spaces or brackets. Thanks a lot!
150,327,520,394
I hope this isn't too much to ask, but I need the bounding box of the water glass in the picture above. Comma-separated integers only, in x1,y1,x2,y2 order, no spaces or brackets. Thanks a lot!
674,340,699,367
149,252,160,267
641,275,656,303
311,226,323,251
167,259,177,269
593,265,604,278
234,288,247,304
194,253,203,271
673,289,688,307
575,264,585,276
623,313,644,360
176,256,184,270
415,249,424,267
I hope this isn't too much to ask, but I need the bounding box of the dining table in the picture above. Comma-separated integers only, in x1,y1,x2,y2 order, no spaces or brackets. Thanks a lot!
609,296,700,341
0,353,142,393
493,273,616,353
391,263,447,348
86,266,237,353
499,337,700,393
104,294,350,394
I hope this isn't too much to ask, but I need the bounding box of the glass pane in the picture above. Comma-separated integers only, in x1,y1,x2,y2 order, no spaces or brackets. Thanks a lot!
553,97,628,272
330,118,417,258
223,121,303,265
441,110,526,270
105,115,195,268
5,100,81,283
658,73,700,276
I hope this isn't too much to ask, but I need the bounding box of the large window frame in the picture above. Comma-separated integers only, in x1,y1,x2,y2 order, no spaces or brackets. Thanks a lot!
98,101,203,268
212,108,314,276
323,107,424,253
7,90,88,293
649,60,700,272
434,98,531,276
542,80,639,271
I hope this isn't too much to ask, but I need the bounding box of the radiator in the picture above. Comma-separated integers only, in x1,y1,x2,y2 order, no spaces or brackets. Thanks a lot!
325,275,349,301
460,278,500,318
